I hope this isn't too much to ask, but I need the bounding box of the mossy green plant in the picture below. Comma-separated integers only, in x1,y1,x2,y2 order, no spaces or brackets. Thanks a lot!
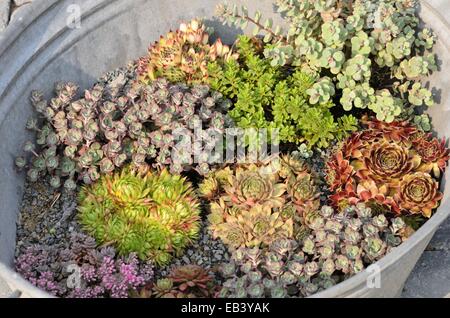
208,35,357,148
78,166,201,266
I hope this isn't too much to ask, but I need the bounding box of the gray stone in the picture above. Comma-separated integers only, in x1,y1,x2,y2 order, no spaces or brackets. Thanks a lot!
0,0,10,31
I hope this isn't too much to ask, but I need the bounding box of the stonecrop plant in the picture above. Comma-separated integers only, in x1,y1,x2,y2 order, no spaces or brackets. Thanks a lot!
217,0,437,123
78,166,201,266
218,204,407,298
16,232,154,298
15,66,235,189
137,19,238,85
208,35,358,148
200,154,321,250
326,116,450,218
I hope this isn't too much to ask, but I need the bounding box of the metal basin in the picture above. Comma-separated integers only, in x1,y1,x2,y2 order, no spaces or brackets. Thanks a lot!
0,0,449,298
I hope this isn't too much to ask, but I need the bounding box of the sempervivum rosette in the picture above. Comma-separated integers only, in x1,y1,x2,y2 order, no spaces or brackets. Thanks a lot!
137,19,237,85
287,172,320,214
223,164,286,208
414,135,450,178
200,154,321,251
207,200,293,249
354,140,421,185
394,172,443,218
327,116,449,218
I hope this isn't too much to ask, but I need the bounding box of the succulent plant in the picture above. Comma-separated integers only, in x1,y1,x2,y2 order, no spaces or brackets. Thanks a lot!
208,35,358,148
306,77,335,104
78,166,201,266
326,116,449,218
143,265,215,298
413,114,432,132
413,135,450,178
368,90,403,123
222,164,286,209
354,140,421,185
169,265,215,297
287,172,321,214
201,154,321,250
137,19,238,85
15,67,235,187
292,143,314,159
318,48,345,74
408,82,434,107
15,232,154,298
209,201,293,249
341,82,375,111
219,204,406,298
216,0,437,123
394,172,443,218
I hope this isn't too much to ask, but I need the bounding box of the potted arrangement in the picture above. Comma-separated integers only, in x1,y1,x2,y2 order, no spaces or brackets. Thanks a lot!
0,0,449,298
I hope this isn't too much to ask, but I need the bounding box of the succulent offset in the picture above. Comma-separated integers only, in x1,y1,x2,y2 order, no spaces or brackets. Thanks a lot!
326,116,449,218
217,0,437,123
218,203,407,298
78,166,201,266
200,154,321,250
143,265,215,298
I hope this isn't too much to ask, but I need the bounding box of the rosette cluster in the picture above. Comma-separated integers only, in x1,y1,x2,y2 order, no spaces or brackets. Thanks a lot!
326,116,449,217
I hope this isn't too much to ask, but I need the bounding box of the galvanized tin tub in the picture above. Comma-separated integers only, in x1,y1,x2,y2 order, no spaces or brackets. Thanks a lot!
0,0,449,298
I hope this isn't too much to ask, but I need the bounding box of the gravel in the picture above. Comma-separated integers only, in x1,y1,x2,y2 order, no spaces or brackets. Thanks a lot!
156,221,230,279
15,178,80,261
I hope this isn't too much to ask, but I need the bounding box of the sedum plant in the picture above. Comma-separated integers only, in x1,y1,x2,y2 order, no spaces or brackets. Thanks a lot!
15,67,234,188
216,1,438,123
137,19,238,85
15,232,154,298
200,154,321,250
208,35,357,148
218,204,407,298
326,116,449,218
78,166,201,266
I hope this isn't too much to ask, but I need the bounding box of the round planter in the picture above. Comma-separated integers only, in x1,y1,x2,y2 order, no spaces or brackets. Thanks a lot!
0,0,449,298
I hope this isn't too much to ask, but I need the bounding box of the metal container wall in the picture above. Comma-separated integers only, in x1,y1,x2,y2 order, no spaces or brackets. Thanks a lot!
0,0,448,298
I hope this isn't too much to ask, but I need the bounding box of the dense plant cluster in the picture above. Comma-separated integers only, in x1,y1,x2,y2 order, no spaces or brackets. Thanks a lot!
200,154,321,249
15,70,234,188
326,116,449,217
217,0,437,123
16,232,154,298
78,167,201,266
137,19,238,85
218,204,407,298
135,265,216,298
208,35,358,148
12,0,450,300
